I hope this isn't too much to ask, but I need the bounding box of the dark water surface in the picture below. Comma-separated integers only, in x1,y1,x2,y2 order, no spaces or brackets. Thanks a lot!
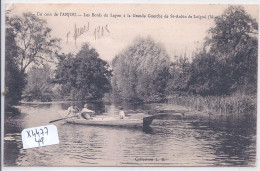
4,101,256,166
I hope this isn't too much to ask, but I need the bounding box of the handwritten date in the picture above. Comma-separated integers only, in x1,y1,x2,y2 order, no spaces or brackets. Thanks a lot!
67,23,110,47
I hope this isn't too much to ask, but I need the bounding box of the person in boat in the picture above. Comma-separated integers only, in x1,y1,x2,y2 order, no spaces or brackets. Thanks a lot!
81,104,95,120
67,105,80,117
119,107,125,119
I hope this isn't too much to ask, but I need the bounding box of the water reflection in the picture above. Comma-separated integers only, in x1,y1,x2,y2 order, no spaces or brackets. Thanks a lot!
188,116,256,166
4,101,256,166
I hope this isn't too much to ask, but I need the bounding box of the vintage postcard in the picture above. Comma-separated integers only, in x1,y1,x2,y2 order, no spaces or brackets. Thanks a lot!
3,3,258,167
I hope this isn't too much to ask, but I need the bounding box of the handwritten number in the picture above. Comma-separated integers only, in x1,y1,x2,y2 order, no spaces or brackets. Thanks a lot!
98,26,101,39
93,25,109,40
44,127,48,135
31,130,36,137
35,128,40,137
40,129,44,136
26,127,48,147
35,137,39,146
35,137,44,146
105,24,110,33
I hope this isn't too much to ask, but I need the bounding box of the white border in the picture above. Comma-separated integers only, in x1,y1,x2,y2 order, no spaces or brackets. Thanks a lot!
1,0,260,171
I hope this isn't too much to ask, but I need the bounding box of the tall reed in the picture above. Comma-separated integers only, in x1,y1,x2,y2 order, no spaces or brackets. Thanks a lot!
167,93,256,119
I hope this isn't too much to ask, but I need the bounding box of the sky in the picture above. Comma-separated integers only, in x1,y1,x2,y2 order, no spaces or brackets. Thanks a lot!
6,3,259,63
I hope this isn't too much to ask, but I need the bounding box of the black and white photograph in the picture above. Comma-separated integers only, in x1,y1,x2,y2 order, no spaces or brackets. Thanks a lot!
3,3,258,167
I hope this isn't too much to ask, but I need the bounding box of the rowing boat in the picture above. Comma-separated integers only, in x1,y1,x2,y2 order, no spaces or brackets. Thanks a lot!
60,112,155,127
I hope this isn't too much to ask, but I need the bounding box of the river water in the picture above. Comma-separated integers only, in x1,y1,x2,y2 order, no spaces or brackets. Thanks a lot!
4,101,256,166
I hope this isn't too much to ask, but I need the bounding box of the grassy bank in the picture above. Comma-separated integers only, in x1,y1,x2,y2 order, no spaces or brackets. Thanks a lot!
167,93,257,119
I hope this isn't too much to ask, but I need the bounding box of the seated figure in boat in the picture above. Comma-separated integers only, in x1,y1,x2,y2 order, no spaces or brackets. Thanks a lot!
67,105,80,117
81,104,95,120
119,107,125,119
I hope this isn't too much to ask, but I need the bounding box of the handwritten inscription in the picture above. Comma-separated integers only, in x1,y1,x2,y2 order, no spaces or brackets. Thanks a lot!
26,127,48,146
93,24,110,40
73,23,90,46
22,125,59,149
66,23,110,47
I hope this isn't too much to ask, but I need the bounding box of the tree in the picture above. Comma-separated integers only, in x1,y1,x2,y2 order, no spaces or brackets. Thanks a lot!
54,43,112,101
5,12,60,104
205,5,258,93
5,25,26,105
112,36,170,102
188,51,232,95
7,12,60,73
187,5,258,96
167,54,191,94
23,65,53,102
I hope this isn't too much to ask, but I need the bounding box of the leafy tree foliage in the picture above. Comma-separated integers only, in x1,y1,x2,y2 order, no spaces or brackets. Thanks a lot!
167,55,191,94
54,43,112,101
5,13,59,104
188,51,233,95
23,65,53,102
112,37,170,102
5,12,60,104
204,5,258,94
186,5,258,96
7,12,60,73
5,25,26,105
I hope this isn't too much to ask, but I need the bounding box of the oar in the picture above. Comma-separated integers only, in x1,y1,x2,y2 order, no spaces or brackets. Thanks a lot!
49,115,79,123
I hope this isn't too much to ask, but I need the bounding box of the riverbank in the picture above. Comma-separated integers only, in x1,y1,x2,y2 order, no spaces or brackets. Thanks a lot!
165,93,256,125
11,92,257,127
